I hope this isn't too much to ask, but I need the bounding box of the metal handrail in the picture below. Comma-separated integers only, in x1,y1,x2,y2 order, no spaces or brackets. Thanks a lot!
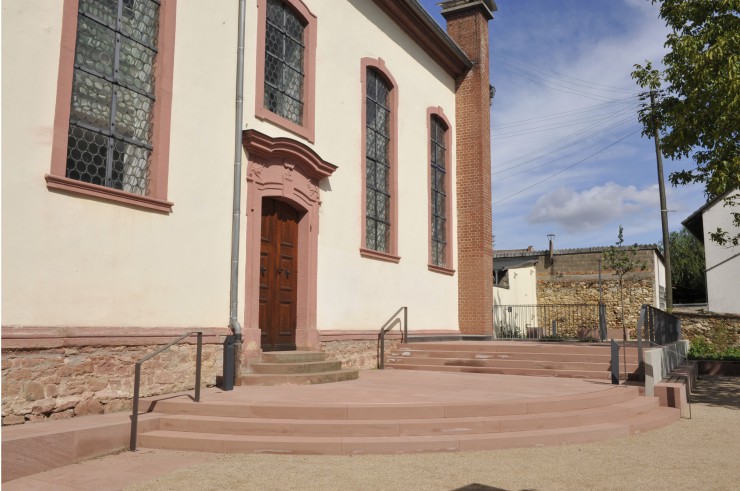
130,331,203,451
377,306,408,369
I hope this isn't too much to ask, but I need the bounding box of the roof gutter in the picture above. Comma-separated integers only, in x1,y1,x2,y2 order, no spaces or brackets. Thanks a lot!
371,0,473,77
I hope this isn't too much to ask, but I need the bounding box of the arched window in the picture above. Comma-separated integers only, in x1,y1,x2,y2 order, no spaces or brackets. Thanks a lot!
256,0,316,142
264,0,305,124
428,108,454,274
430,115,448,266
365,68,392,253
360,59,398,262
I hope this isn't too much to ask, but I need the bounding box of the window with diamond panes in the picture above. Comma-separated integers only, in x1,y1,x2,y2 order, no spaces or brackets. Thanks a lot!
365,68,392,253
65,0,159,196
430,116,448,267
264,0,305,125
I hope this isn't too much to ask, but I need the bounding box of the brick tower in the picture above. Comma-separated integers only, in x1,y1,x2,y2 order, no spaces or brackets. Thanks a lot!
440,0,496,335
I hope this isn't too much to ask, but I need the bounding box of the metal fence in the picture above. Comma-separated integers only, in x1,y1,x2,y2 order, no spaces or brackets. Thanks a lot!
494,304,607,340
638,304,682,346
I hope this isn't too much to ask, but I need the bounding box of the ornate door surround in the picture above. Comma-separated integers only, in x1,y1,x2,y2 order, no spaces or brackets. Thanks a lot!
242,129,336,355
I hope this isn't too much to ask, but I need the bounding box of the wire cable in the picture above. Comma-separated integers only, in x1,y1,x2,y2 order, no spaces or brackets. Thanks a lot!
493,128,642,204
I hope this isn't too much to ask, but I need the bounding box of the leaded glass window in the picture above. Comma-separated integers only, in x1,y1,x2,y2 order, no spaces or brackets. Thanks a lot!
431,116,447,267
264,0,305,125
365,68,392,253
66,0,159,196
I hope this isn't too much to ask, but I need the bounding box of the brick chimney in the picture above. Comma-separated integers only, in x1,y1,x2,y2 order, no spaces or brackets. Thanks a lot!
441,0,496,335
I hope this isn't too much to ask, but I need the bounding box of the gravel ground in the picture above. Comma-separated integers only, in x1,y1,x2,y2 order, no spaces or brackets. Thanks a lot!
124,376,740,491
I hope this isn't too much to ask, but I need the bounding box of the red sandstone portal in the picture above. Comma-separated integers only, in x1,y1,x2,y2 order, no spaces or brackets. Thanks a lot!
241,130,336,362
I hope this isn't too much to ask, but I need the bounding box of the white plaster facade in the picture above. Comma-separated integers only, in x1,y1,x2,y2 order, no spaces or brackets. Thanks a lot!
1,1,462,338
683,190,740,315
493,263,537,307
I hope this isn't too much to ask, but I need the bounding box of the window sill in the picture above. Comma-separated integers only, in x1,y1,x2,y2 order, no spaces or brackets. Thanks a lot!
45,174,173,214
428,264,455,276
360,248,400,263
255,106,315,143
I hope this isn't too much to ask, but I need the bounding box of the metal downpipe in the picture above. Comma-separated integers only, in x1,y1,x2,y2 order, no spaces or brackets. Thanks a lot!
228,0,247,377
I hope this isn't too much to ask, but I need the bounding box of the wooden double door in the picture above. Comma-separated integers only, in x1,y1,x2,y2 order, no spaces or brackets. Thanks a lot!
259,198,300,351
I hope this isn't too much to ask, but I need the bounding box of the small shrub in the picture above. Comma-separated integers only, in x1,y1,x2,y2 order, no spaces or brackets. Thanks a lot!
688,336,740,361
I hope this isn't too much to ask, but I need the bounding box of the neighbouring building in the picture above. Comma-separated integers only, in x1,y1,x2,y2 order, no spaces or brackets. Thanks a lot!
682,189,740,315
494,245,666,336
1,0,498,424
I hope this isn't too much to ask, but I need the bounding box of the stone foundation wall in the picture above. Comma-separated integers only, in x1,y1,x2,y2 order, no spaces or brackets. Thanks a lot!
536,277,655,335
318,330,458,370
1,328,227,426
320,338,401,370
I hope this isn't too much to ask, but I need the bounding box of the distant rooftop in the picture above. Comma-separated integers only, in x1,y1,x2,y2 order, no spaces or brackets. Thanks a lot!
494,244,660,258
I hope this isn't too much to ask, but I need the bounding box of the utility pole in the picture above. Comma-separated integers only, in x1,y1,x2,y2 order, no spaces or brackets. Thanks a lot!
650,90,673,309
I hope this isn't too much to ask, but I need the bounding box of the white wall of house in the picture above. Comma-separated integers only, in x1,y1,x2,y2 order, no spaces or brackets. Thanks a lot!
2,1,459,331
493,265,537,306
702,196,740,314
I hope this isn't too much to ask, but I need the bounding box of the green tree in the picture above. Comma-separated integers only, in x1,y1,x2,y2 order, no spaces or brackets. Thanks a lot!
632,0,739,244
603,226,648,335
665,227,706,298
603,226,647,379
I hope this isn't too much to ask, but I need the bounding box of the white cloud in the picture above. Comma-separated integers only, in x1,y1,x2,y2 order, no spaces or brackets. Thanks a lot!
527,183,660,232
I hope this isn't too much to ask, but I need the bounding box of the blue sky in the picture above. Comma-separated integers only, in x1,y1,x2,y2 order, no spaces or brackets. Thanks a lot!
419,0,708,251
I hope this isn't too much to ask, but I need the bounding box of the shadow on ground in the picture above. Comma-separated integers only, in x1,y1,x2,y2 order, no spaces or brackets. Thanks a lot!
692,376,740,410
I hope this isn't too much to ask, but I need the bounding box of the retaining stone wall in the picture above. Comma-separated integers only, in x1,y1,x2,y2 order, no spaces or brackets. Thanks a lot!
537,278,655,335
675,311,740,348
1,343,221,426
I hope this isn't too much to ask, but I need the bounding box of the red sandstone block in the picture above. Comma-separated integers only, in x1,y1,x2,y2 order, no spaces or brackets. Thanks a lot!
654,382,687,411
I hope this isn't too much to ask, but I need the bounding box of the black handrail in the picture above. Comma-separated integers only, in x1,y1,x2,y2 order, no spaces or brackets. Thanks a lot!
377,306,408,369
130,331,203,451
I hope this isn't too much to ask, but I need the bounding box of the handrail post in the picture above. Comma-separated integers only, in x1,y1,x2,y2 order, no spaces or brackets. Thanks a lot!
195,332,202,402
403,306,408,343
610,339,620,384
130,363,141,451
379,331,385,369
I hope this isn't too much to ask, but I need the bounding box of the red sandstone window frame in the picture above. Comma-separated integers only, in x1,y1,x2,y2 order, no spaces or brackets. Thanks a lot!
427,107,455,275
45,0,177,214
255,0,317,143
360,58,400,263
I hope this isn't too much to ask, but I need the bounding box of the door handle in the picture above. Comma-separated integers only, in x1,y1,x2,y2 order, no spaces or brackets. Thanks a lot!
260,266,266,275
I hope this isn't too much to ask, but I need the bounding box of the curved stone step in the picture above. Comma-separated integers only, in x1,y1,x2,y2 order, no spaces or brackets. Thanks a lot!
386,356,637,372
249,360,343,374
239,368,358,386
386,363,613,380
154,397,659,438
149,385,639,419
139,409,679,454
390,349,639,363
260,351,326,363
391,349,618,363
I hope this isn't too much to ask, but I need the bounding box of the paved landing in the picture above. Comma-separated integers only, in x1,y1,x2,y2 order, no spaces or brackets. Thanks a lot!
190,369,615,405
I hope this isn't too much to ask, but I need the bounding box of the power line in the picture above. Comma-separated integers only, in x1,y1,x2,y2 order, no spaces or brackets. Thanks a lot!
493,128,642,204
498,53,637,93
492,105,639,173
499,59,638,103
493,106,638,139
492,99,635,130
